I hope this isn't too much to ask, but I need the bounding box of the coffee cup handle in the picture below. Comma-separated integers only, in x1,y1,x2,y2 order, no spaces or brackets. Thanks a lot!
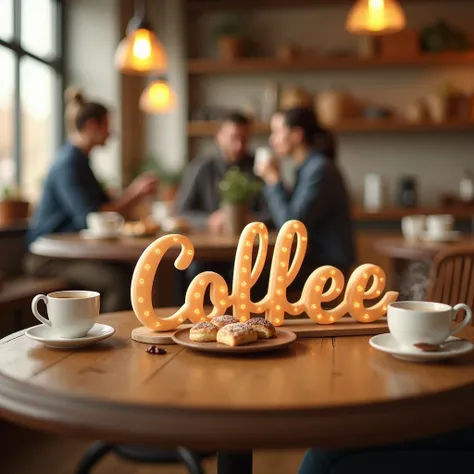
447,304,472,339
31,294,51,327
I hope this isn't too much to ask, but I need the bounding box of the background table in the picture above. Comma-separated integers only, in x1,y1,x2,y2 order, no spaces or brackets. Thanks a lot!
30,231,276,262
1,311,474,474
373,236,474,290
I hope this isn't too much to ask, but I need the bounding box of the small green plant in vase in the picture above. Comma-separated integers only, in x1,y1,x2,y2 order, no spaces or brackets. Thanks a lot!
219,167,261,235
212,13,248,61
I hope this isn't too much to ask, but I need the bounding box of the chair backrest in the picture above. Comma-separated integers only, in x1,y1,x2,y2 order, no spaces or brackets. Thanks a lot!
426,244,474,314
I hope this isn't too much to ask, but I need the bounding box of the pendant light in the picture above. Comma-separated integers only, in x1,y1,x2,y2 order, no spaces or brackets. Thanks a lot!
346,0,406,35
115,0,167,75
139,78,176,114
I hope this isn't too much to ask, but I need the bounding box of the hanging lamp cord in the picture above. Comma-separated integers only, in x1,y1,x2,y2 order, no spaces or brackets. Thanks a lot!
135,0,146,19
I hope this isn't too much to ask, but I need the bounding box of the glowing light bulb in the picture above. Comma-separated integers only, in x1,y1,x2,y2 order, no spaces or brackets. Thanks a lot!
240,304,246,310
315,286,321,291
173,237,179,242
144,311,150,316
155,249,161,255
194,309,200,315
138,297,144,303
354,302,360,309
187,250,193,256
144,264,151,270
194,292,201,299
139,278,145,285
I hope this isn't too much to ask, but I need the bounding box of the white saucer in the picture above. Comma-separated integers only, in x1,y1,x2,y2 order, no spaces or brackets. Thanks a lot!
420,230,461,242
370,333,473,362
79,229,120,240
25,323,115,349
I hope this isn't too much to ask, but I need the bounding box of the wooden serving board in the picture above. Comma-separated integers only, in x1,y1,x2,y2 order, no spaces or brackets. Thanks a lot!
283,317,388,338
132,316,388,345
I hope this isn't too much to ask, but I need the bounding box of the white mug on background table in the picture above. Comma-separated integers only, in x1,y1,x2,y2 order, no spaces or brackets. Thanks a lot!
152,200,175,223
87,212,124,236
401,215,426,241
31,290,100,338
426,214,454,238
388,301,472,349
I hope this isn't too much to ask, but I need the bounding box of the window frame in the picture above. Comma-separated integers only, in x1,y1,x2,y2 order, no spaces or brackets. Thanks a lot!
0,0,66,188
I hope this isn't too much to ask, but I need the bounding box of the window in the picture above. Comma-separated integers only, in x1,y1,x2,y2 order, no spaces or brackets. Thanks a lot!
0,0,64,201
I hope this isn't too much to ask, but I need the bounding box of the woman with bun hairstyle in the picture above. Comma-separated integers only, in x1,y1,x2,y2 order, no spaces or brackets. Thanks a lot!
25,87,158,312
255,107,355,286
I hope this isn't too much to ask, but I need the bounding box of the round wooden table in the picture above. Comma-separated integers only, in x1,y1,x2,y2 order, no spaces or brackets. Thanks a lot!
1,312,474,473
30,231,277,262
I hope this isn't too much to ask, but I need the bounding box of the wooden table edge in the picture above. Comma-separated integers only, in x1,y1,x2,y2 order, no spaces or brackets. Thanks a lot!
1,367,474,450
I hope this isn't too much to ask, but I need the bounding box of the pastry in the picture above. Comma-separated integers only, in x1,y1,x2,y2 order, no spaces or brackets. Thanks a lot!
189,322,218,342
216,323,258,347
211,315,239,329
246,317,276,339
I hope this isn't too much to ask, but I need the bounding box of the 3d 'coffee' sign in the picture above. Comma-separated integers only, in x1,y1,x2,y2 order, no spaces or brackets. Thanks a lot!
131,220,399,331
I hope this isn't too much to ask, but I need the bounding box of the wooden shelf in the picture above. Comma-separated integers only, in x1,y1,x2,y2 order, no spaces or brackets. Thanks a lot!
188,121,270,137
188,52,474,75
187,0,468,13
188,119,474,137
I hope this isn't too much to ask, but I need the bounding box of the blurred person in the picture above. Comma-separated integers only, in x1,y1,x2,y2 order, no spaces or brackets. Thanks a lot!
24,88,158,312
255,107,355,290
176,111,268,231
176,112,270,294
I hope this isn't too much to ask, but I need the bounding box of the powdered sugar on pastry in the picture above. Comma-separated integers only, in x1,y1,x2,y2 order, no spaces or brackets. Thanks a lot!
217,323,258,347
190,322,218,342
246,317,276,339
211,315,239,329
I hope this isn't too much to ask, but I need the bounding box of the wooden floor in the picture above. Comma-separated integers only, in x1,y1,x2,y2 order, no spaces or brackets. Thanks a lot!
0,422,305,473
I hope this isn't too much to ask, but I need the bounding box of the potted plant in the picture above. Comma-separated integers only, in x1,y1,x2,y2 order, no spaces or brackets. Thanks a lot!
0,186,30,225
219,167,261,236
212,13,247,61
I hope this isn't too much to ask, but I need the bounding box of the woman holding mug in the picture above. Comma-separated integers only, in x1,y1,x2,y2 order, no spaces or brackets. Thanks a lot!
255,107,355,289
25,87,158,312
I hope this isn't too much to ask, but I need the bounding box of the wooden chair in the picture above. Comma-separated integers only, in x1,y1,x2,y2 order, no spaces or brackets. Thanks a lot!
425,244,474,316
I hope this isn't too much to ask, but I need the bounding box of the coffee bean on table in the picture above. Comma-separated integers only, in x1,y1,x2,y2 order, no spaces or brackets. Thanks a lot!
146,345,167,355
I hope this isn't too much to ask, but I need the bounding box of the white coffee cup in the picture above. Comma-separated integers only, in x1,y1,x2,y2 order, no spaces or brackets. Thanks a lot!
87,212,124,235
152,201,174,223
31,290,100,338
388,301,472,349
401,215,426,242
426,214,454,238
254,147,273,175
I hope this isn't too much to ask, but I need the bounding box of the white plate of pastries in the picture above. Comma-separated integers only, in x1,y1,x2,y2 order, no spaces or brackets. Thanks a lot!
172,315,296,354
